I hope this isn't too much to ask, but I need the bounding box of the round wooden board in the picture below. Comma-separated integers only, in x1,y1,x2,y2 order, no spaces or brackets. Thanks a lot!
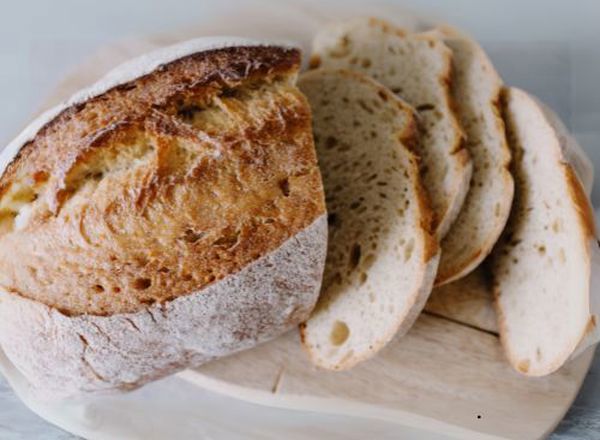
182,270,594,440
37,11,594,440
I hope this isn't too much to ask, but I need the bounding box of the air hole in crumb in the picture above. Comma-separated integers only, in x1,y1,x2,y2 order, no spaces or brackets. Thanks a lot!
325,136,338,149
361,58,372,68
537,245,546,255
93,284,105,293
357,99,374,114
330,321,350,346
349,243,361,269
552,220,561,233
359,272,368,285
309,55,321,69
559,248,566,263
158,267,170,273
113,286,121,293
133,278,152,290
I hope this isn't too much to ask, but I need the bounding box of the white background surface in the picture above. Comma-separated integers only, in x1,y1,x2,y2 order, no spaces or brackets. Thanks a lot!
0,0,599,438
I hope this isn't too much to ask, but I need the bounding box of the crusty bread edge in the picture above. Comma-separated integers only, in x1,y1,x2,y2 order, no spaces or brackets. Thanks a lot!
434,32,514,285
494,87,597,376
415,29,472,240
0,213,327,399
298,69,440,370
1,37,298,178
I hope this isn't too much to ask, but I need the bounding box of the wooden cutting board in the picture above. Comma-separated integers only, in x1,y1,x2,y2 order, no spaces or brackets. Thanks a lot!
182,269,594,440
42,37,594,440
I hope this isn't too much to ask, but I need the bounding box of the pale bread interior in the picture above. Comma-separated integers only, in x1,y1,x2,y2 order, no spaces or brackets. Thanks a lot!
436,34,513,285
298,69,439,370
312,17,471,238
493,88,593,376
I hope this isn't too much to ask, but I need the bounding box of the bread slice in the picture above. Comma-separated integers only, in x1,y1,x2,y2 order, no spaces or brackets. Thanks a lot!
492,87,599,376
434,30,514,285
0,38,327,398
311,17,471,239
298,69,439,370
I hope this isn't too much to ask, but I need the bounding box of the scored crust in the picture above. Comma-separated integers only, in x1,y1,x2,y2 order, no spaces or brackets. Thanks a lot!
0,39,327,397
0,43,325,316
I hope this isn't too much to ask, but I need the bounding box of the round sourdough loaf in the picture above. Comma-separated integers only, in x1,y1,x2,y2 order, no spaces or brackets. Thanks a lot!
0,38,327,398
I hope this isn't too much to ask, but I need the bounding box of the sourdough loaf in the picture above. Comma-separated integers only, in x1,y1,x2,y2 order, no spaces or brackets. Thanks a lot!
311,18,471,238
298,69,439,370
492,87,599,376
0,38,327,397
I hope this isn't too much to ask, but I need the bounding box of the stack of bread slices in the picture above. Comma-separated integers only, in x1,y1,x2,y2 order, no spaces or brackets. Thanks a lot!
299,17,599,376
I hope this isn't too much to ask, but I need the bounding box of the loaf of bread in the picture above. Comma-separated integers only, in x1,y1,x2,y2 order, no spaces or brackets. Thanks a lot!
0,38,327,398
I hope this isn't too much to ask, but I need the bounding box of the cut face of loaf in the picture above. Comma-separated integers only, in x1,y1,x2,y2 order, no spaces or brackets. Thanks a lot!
311,17,471,238
0,40,327,398
435,31,514,285
492,87,597,376
298,69,439,370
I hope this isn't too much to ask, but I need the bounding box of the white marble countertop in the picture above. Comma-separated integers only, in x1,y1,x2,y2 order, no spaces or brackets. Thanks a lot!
1,0,599,438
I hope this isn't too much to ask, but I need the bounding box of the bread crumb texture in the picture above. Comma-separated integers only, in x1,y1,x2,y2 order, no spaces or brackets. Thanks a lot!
0,46,325,316
299,69,438,370
492,88,592,375
312,17,469,237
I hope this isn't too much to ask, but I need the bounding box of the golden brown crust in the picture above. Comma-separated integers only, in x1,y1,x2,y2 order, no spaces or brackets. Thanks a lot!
0,46,326,316
564,164,596,240
400,117,439,263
